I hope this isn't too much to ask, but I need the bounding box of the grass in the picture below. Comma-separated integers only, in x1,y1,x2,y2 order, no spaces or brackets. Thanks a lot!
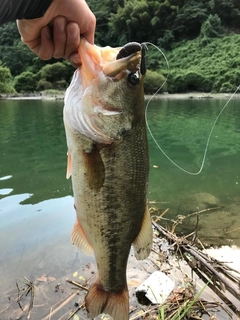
157,284,207,320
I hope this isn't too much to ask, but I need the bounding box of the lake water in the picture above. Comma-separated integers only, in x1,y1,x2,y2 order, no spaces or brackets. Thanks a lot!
0,97,240,316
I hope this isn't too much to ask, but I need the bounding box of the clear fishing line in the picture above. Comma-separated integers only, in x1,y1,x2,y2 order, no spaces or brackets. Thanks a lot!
143,42,240,175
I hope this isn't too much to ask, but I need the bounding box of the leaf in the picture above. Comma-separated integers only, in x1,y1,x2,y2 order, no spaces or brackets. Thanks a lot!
128,280,142,287
36,275,56,283
48,276,56,282
37,275,48,282
73,271,78,277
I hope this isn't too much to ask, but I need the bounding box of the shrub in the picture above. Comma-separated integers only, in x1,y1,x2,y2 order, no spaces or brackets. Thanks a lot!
144,70,167,94
200,14,225,38
167,69,212,93
0,66,15,93
36,79,53,91
14,71,38,92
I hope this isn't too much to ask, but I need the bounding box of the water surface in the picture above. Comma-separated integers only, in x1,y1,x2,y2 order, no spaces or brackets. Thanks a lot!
0,98,240,298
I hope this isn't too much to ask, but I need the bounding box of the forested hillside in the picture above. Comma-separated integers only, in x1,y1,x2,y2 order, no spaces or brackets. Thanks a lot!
0,0,240,94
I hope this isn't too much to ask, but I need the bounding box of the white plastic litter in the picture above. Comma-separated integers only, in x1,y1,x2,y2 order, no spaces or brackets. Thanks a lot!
136,271,174,304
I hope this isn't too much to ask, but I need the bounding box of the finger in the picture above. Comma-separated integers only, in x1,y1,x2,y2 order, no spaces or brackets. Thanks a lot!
53,16,67,59
37,26,54,60
64,22,80,63
69,52,81,68
80,12,96,45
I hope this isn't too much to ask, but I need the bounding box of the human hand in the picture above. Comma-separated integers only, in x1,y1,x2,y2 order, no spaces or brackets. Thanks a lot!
17,0,96,67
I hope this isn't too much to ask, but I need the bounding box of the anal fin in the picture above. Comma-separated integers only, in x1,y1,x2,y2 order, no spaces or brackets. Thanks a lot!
85,279,129,320
133,205,153,260
71,219,93,256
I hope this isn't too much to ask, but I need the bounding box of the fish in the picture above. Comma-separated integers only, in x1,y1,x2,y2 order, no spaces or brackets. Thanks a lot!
63,38,153,320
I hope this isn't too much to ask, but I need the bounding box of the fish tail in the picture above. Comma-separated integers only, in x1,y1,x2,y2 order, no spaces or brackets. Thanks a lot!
85,279,129,320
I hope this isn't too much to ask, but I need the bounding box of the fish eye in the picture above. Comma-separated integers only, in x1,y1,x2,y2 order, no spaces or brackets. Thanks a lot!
128,72,140,86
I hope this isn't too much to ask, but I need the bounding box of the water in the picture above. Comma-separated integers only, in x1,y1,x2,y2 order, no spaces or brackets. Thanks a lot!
0,97,240,313
147,98,240,206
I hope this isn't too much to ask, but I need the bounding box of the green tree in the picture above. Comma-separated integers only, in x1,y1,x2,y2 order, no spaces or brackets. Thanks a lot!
39,62,68,83
38,62,73,90
173,0,208,39
200,14,225,38
0,41,35,76
0,22,20,46
214,0,240,28
14,71,38,92
0,66,16,93
87,0,124,46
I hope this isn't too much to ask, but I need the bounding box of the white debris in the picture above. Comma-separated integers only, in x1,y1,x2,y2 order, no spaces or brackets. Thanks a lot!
136,271,174,304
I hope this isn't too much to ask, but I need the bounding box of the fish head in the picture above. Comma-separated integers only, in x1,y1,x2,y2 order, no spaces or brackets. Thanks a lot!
64,39,146,144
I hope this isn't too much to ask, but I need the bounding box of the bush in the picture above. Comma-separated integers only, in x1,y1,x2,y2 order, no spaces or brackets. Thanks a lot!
157,30,175,50
144,70,167,94
54,79,68,90
200,14,225,38
39,62,68,83
0,66,15,93
36,79,53,91
14,71,38,92
167,69,212,93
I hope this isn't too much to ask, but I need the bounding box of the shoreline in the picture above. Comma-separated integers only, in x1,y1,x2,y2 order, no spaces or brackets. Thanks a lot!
1,92,240,101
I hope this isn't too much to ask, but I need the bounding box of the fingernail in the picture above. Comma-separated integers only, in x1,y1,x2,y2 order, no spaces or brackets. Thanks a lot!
71,54,81,66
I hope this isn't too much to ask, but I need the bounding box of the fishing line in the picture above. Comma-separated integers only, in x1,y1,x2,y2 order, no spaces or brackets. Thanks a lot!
142,42,240,175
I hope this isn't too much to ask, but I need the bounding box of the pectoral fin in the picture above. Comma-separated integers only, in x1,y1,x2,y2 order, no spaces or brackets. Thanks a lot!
71,220,93,256
82,145,105,192
133,205,153,260
66,151,72,179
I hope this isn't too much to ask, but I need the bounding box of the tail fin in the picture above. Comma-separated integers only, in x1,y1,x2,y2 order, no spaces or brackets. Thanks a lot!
85,280,129,320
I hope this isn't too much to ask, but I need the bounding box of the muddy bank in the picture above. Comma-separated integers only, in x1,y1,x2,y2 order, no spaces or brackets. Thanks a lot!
2,92,240,101
145,92,240,100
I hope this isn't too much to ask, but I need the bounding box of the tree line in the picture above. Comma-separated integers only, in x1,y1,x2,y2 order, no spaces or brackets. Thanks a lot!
0,0,240,94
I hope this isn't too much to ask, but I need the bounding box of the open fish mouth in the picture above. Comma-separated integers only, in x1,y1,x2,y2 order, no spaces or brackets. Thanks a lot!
64,39,147,145
79,39,145,87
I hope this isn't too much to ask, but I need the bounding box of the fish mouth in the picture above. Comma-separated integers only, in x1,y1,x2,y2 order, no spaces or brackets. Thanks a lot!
78,39,144,88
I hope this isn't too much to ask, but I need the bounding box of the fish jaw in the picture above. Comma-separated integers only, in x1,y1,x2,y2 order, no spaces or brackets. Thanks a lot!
64,38,143,145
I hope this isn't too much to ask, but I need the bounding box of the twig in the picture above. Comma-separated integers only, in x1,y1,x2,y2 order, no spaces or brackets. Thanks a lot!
27,279,34,319
224,227,240,234
16,282,23,311
66,279,89,291
154,208,169,223
42,291,80,320
66,301,85,320
152,221,240,299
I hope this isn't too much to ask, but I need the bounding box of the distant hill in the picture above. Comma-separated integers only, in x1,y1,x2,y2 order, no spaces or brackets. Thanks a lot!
0,0,240,93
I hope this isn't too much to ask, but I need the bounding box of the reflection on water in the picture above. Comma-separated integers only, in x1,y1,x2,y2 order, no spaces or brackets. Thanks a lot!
0,98,240,299
0,99,72,204
0,192,93,294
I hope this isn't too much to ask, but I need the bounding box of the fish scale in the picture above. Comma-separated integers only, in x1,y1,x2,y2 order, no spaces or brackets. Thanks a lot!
64,38,153,320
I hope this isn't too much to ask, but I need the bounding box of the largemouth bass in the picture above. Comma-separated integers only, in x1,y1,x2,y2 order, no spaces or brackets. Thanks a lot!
64,39,152,320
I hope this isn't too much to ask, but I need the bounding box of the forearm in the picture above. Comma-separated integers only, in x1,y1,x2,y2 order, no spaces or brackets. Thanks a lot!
0,0,53,24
